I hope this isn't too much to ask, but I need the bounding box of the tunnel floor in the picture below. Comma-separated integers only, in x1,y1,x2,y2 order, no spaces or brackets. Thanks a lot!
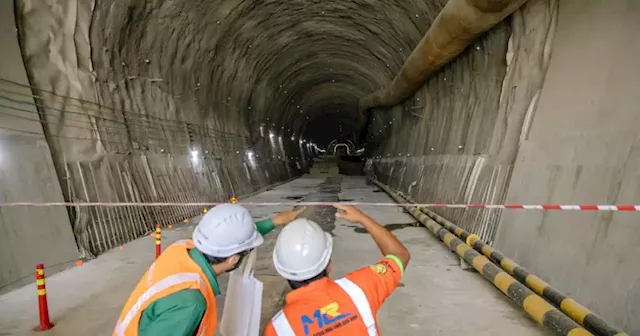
0,176,546,335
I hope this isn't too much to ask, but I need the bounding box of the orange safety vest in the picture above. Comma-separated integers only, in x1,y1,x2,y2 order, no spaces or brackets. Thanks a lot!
113,239,217,336
270,277,378,336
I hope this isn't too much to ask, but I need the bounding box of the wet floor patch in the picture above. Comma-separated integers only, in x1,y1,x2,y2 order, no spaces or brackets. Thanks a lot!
345,222,421,234
301,177,342,235
282,195,304,200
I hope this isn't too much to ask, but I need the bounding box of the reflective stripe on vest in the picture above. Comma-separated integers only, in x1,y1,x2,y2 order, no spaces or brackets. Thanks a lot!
335,278,377,336
271,310,296,336
271,277,377,336
114,272,203,336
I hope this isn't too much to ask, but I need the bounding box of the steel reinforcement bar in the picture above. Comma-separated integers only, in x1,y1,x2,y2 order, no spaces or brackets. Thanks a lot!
374,180,629,336
371,179,593,336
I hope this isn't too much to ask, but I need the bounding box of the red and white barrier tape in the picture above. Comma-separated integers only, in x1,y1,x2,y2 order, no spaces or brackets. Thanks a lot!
0,201,639,211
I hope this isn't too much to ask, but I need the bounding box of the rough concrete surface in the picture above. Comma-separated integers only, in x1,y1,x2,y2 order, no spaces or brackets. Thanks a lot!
0,0,79,294
0,176,546,335
1,0,302,289
371,0,557,245
494,0,640,333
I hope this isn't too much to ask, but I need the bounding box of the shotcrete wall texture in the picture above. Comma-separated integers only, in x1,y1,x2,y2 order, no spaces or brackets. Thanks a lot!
372,0,639,332
4,0,467,291
372,0,557,242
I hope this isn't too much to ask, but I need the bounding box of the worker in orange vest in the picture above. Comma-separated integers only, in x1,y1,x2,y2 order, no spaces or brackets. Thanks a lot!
265,205,410,336
113,203,304,336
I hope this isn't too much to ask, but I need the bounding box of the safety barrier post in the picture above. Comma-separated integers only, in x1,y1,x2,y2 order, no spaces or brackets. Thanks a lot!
155,224,161,259
34,264,54,331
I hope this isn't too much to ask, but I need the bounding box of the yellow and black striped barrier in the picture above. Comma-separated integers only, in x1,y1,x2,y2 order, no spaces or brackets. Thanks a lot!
382,184,629,336
371,180,594,336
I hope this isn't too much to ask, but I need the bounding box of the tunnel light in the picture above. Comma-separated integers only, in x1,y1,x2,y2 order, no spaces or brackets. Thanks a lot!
190,150,200,163
246,150,254,158
269,132,275,138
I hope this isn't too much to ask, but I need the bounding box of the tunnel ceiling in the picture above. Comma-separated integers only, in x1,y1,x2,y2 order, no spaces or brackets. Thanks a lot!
90,0,448,149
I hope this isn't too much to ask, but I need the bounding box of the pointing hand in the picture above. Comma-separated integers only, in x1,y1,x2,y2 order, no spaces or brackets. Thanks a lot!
334,204,371,225
272,207,306,226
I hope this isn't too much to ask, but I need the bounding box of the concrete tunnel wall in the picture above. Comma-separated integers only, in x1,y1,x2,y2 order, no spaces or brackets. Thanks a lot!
1,0,639,332
371,0,640,333
495,1,640,333
0,0,79,295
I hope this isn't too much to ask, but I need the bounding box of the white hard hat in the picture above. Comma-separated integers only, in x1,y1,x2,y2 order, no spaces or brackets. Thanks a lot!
273,218,332,281
192,203,263,258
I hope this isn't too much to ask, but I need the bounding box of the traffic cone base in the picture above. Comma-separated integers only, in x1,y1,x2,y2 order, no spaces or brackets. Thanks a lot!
34,322,54,331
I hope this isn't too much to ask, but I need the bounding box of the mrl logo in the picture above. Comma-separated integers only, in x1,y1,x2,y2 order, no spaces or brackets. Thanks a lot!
301,302,353,335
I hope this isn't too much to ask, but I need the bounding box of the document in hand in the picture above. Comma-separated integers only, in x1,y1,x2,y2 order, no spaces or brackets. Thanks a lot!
219,250,263,336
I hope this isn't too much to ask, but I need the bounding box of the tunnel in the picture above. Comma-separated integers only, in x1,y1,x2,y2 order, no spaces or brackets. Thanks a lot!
1,0,639,334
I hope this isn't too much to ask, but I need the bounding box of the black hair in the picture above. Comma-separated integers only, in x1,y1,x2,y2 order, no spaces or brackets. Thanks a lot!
204,249,253,273
287,269,328,290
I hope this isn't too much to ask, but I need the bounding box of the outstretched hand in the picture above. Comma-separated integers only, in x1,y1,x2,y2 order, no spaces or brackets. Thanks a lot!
272,207,306,226
334,204,371,225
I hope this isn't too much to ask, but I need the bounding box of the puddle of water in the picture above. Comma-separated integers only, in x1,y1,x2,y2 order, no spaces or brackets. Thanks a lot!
347,222,421,234
282,195,304,200
302,177,342,234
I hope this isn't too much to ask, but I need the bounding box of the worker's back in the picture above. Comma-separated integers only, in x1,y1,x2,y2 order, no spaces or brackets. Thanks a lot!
265,256,404,336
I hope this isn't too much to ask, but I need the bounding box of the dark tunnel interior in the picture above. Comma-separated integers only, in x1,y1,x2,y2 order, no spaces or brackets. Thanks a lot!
87,0,446,156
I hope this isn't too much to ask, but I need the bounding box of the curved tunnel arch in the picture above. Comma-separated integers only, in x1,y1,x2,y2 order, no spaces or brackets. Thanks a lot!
86,0,450,155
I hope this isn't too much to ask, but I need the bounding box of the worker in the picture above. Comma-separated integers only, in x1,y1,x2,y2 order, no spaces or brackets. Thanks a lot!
265,205,410,336
113,203,305,336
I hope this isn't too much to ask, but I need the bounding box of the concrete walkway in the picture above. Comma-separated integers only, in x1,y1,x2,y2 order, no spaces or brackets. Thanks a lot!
0,176,546,335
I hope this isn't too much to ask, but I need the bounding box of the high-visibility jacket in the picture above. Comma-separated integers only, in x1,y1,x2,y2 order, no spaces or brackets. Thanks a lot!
113,240,217,336
265,256,404,336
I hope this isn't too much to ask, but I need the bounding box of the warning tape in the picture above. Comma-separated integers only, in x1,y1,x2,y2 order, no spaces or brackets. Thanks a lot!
0,202,639,211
